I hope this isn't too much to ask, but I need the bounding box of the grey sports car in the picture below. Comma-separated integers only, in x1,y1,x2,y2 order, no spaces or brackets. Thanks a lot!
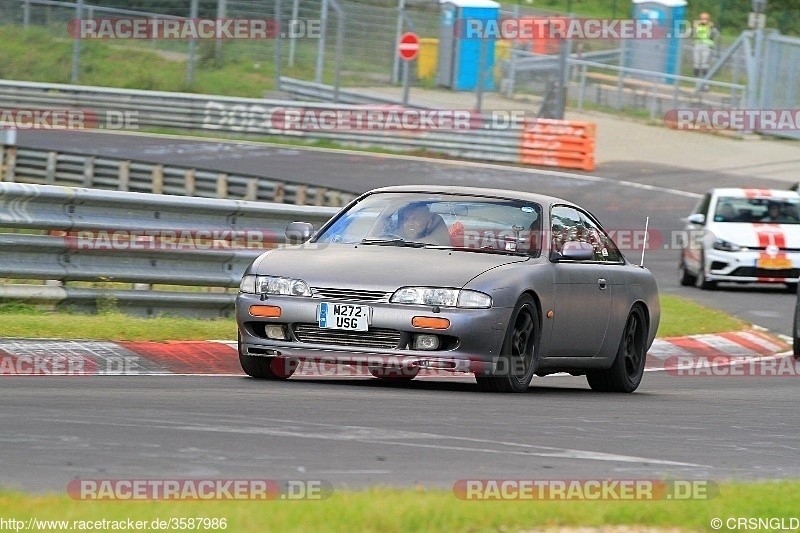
236,186,660,393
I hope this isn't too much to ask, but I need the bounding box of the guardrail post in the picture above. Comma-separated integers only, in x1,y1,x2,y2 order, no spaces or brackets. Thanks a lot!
295,185,307,205
314,187,327,206
577,64,587,110
5,147,16,182
45,151,58,184
246,178,259,201
184,169,196,196
118,161,130,191
216,173,228,198
151,164,164,194
83,156,95,187
274,184,285,203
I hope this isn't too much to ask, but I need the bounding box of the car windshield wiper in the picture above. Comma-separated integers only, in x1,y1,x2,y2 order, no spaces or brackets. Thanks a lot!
450,246,532,256
360,238,427,248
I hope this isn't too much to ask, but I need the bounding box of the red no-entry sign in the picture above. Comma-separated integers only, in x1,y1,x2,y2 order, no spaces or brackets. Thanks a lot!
398,32,420,61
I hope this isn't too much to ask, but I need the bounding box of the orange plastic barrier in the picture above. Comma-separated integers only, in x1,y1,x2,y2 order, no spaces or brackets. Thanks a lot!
520,118,596,171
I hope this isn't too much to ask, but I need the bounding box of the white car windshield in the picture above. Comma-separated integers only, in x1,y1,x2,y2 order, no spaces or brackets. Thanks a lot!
315,192,543,256
713,197,800,224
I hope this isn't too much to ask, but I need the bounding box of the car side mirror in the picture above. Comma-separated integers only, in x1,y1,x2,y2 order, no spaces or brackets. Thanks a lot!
687,213,706,225
557,241,595,261
285,222,315,244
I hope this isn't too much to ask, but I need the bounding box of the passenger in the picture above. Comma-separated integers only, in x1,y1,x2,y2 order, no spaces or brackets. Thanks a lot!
785,204,800,222
760,202,784,223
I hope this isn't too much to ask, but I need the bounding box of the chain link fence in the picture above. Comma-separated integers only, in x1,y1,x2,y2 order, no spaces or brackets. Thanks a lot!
759,32,800,140
0,0,798,134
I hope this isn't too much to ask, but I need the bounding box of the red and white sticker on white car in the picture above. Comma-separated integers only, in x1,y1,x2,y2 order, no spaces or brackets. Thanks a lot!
742,188,773,198
752,223,791,280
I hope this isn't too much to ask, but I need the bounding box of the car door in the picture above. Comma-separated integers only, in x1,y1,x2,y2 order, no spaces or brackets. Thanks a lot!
549,205,611,357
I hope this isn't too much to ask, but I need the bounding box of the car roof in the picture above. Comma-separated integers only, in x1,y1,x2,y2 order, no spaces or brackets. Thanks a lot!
710,188,800,200
365,185,573,208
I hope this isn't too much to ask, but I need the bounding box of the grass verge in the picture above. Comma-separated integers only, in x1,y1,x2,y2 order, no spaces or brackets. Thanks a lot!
0,304,234,342
1,480,798,532
0,294,747,342
656,294,747,338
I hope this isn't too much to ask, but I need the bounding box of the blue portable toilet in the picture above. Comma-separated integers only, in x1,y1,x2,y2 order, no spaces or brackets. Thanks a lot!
629,0,687,81
436,0,500,91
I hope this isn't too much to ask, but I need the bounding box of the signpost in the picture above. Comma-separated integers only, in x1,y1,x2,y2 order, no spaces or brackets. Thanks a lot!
398,32,419,106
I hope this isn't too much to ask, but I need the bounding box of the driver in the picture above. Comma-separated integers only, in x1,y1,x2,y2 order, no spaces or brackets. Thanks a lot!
396,203,450,244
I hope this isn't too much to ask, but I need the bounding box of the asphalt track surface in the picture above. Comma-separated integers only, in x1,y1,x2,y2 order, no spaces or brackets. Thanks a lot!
2,371,799,493
3,130,797,493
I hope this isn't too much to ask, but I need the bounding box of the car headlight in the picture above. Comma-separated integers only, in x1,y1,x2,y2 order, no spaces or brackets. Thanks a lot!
713,238,742,252
390,287,492,309
239,275,311,296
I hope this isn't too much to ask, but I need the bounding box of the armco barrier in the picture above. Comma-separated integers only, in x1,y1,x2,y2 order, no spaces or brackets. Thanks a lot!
520,119,596,172
0,182,339,318
0,145,356,207
277,77,436,109
0,79,597,172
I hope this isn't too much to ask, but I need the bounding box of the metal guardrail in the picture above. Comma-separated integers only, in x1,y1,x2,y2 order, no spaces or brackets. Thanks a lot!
0,183,339,318
0,79,529,166
277,77,436,109
1,145,356,207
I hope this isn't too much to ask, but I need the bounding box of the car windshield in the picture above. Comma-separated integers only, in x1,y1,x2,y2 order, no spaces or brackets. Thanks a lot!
713,196,800,224
314,192,543,256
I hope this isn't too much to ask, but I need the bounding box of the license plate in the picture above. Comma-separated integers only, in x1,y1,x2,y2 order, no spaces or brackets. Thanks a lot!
757,257,792,270
317,303,371,331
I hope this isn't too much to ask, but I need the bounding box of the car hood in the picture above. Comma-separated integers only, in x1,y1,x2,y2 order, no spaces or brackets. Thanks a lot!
710,222,800,248
251,244,530,291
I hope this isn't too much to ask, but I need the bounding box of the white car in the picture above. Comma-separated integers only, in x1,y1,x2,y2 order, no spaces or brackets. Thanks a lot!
679,188,800,290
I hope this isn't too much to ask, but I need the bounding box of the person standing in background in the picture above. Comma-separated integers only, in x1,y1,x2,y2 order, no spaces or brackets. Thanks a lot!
693,12,720,90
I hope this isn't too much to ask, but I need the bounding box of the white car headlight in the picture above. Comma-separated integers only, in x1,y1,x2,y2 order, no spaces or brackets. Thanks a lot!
239,275,311,296
457,290,493,308
713,238,742,252
239,275,256,294
390,287,491,308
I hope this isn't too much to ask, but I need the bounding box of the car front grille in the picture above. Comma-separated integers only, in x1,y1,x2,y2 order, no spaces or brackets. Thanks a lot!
292,323,402,349
741,247,800,253
730,267,800,278
311,287,392,303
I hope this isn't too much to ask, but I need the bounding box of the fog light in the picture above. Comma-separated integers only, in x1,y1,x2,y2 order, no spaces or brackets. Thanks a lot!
265,325,287,340
414,334,440,351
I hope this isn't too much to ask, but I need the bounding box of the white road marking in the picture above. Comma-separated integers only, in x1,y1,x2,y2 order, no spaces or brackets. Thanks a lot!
37,416,705,468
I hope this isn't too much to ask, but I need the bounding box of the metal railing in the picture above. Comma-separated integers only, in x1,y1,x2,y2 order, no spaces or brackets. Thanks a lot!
1,145,356,207
569,59,747,122
0,79,528,166
277,77,434,108
0,182,339,318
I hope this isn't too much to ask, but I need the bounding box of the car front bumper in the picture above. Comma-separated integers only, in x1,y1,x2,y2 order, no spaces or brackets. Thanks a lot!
235,294,514,375
705,248,800,283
